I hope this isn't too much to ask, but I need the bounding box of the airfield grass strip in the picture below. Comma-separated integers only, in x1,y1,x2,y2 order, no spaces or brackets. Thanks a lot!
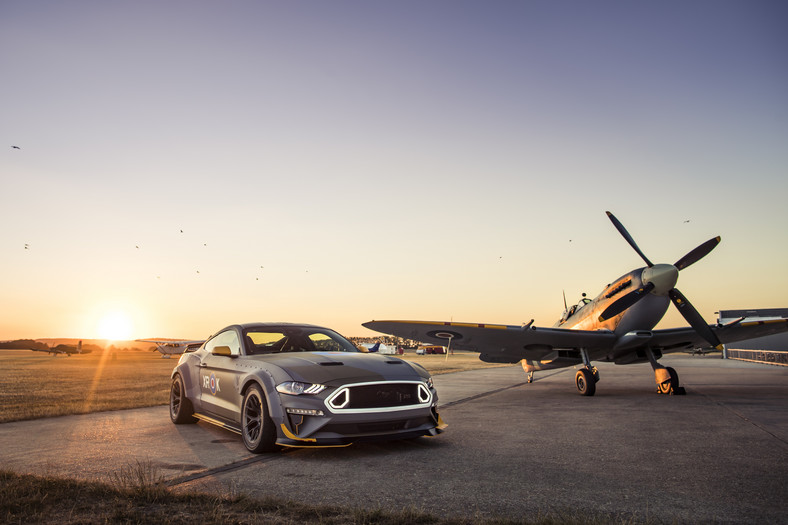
0,350,509,424
1,469,651,525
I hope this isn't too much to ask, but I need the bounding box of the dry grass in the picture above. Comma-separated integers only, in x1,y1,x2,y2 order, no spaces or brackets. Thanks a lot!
0,349,505,424
0,350,174,423
403,352,511,375
0,466,646,525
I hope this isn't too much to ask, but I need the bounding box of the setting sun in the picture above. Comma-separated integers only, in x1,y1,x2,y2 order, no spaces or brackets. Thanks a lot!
97,311,133,341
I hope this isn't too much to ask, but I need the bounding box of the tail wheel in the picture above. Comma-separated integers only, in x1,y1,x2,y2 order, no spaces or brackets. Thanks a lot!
242,384,277,453
575,369,596,396
170,374,197,424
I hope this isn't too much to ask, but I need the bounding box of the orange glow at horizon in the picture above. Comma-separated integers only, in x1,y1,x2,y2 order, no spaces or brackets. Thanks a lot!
96,311,134,341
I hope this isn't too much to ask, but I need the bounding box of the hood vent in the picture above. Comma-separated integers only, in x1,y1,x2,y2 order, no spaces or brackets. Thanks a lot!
385,360,403,364
319,361,343,366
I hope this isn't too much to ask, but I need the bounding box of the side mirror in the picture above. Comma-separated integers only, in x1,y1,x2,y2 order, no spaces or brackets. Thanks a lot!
211,345,234,357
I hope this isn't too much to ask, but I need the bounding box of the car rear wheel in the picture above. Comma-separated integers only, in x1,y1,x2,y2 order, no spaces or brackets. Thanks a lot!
242,384,277,453
170,374,197,424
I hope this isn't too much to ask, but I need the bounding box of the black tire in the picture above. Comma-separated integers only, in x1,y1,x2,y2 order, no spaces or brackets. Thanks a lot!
666,367,679,388
576,369,596,396
170,374,197,424
241,384,277,453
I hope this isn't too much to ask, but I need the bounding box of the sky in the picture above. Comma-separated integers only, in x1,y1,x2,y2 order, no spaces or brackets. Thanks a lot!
2,1,787,341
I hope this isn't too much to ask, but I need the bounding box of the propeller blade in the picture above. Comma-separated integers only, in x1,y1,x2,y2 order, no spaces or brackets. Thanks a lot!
674,236,721,271
668,288,723,350
606,211,653,267
598,282,655,322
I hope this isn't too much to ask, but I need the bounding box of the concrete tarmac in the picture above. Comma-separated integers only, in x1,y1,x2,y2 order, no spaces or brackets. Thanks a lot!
1,355,786,523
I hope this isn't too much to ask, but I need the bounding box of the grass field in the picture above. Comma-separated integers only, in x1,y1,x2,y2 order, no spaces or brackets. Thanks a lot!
0,349,507,424
0,467,640,525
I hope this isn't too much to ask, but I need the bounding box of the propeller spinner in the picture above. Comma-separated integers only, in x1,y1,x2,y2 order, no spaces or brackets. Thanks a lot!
598,212,723,350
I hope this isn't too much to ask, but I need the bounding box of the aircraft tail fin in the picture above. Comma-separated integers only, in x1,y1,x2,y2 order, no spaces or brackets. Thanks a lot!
369,342,381,353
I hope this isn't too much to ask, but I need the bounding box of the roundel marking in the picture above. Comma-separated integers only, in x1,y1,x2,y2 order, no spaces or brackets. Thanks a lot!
427,330,464,341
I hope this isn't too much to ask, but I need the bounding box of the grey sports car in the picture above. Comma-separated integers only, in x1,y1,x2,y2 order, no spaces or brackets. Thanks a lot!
169,322,445,452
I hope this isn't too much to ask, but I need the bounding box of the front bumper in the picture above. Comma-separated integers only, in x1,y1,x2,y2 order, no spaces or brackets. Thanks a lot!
276,406,446,448
275,381,446,448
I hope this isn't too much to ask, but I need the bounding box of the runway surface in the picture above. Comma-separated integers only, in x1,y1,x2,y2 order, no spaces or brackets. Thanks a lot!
1,354,786,523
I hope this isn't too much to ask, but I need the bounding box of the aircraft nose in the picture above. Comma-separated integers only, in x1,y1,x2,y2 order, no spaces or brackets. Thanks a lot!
641,264,679,295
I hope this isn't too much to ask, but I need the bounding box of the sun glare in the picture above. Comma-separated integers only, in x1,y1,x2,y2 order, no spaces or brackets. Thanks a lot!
97,311,133,341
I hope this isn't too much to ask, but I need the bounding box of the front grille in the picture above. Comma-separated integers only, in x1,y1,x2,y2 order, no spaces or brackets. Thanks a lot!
348,384,419,408
326,381,432,413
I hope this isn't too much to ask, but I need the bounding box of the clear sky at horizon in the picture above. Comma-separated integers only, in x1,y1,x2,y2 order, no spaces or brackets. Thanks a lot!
2,1,787,341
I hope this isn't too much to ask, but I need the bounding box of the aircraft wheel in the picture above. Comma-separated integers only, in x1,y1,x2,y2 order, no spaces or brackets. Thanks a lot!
170,374,197,424
576,369,596,396
242,384,277,453
665,367,686,395
666,367,679,387
657,367,683,395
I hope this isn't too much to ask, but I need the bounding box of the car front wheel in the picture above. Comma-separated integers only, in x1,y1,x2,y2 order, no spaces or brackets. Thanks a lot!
170,374,197,424
241,384,277,453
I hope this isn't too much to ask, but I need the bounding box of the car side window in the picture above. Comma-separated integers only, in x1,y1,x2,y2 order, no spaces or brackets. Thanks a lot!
205,330,241,356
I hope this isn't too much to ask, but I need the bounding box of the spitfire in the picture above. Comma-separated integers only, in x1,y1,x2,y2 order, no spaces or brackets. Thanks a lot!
365,212,788,396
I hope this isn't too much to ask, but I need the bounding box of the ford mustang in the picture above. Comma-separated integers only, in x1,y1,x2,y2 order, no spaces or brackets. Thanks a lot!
169,322,445,452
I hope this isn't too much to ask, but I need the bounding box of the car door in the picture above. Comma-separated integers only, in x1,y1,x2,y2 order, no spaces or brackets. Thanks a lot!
199,328,243,422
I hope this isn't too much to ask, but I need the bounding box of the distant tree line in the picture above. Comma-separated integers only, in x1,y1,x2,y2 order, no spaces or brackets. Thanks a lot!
0,339,50,350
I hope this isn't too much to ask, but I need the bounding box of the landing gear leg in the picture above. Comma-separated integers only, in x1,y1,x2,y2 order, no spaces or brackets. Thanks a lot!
521,360,536,383
645,348,685,395
575,349,599,396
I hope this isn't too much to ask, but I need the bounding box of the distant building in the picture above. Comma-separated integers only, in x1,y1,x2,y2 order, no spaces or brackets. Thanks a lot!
717,308,788,366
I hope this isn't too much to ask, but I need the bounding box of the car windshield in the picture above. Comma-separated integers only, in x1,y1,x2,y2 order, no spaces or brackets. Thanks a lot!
243,327,359,355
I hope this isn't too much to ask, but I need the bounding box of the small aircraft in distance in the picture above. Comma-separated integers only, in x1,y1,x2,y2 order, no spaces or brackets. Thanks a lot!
31,340,88,356
685,346,721,357
363,342,382,352
364,211,788,396
137,339,205,358
358,342,398,354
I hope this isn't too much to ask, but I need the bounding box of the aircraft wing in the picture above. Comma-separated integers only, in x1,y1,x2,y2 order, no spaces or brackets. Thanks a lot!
137,339,204,346
651,317,788,354
362,320,616,363
365,317,788,363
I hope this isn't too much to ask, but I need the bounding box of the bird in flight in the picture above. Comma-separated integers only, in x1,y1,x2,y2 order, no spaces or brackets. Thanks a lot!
11,145,21,150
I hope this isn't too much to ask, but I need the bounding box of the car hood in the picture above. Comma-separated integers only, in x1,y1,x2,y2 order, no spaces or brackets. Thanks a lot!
246,352,429,385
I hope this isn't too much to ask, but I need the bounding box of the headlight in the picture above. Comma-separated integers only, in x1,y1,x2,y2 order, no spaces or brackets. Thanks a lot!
276,381,326,395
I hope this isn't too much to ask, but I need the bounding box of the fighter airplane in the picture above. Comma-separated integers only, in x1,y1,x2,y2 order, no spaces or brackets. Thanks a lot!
31,340,88,356
137,339,205,357
364,212,788,396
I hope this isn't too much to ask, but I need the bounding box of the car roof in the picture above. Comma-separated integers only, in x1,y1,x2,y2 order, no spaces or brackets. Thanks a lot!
211,322,337,336
237,322,330,331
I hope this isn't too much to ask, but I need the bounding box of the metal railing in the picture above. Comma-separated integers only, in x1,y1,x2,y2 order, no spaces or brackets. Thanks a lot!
725,348,788,367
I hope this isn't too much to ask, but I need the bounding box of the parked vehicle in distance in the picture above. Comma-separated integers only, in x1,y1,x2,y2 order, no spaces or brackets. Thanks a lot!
417,345,446,355
169,322,445,452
